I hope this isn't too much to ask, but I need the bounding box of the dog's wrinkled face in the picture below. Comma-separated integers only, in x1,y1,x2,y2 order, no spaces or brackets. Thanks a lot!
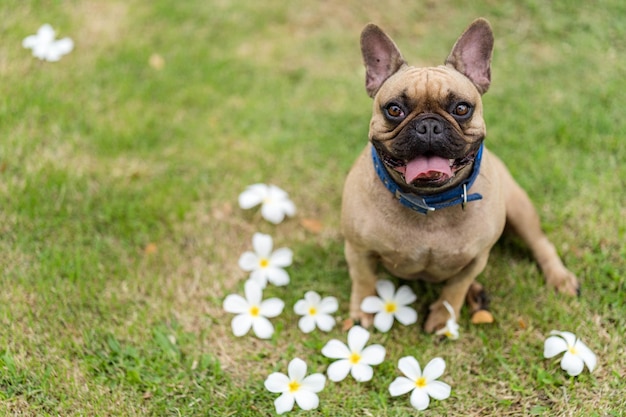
370,66,486,187
361,19,494,190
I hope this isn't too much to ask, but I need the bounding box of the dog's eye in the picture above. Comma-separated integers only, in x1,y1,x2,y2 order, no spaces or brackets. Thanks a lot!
452,103,472,118
384,103,404,119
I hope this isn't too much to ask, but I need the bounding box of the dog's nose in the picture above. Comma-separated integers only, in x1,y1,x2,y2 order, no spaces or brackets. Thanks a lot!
415,117,444,141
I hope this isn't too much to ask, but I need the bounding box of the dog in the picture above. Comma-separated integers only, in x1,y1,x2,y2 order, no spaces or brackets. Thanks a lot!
341,18,579,333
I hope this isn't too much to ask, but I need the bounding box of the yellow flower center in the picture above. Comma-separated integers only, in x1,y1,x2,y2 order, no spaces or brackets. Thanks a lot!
384,301,397,313
569,346,578,355
308,306,317,316
349,352,361,364
288,380,301,393
249,305,260,317
415,377,427,388
259,258,269,268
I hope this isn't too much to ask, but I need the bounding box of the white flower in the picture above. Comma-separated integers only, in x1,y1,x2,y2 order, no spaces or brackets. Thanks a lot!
543,330,597,376
294,291,338,333
238,233,292,288
238,183,296,224
389,356,452,411
321,325,385,382
435,301,460,340
222,280,284,339
360,280,417,332
22,24,74,62
264,357,326,414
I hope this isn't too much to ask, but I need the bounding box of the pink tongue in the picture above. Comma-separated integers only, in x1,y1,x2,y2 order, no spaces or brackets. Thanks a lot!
398,155,452,184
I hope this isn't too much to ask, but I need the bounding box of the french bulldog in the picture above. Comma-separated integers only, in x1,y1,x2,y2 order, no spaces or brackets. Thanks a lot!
341,18,579,333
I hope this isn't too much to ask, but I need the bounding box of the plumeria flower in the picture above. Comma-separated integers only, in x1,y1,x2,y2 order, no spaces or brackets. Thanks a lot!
22,24,74,62
238,232,292,288
360,279,417,332
435,301,460,340
543,330,597,376
264,357,326,414
389,356,452,411
293,291,338,333
238,183,296,224
321,325,385,382
222,280,284,339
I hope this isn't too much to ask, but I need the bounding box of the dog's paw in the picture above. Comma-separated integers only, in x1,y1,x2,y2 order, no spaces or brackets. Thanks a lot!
423,301,452,334
545,266,579,297
347,311,374,329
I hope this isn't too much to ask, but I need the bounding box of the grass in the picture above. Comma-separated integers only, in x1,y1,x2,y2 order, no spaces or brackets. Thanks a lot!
1,0,625,415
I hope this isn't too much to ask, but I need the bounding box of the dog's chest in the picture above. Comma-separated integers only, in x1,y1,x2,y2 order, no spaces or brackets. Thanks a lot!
378,239,478,282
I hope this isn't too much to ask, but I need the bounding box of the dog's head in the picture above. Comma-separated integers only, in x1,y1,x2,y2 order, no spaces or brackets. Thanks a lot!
362,19,494,193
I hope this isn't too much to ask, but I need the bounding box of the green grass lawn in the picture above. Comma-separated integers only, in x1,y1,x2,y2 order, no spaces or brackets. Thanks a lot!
1,0,625,415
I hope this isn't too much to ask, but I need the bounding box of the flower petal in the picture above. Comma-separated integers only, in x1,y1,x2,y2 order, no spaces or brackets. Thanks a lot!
261,202,286,224
410,387,431,411
373,311,394,332
288,358,307,381
266,267,290,286
351,363,374,382
544,336,569,358
267,184,289,200
347,325,370,352
360,344,385,366
293,390,319,411
274,392,295,415
560,351,584,376
314,314,336,332
264,372,290,393
231,314,252,337
360,296,384,313
293,299,309,315
281,199,296,217
394,285,417,305
321,340,350,359
301,373,326,393
574,340,597,372
423,357,446,382
22,34,38,49
550,330,576,348
222,294,248,314
395,306,418,326
304,291,321,304
270,248,293,267
251,316,274,339
327,359,351,382
318,296,338,314
398,356,422,381
238,252,258,271
252,233,273,257
375,279,396,301
298,316,316,333
259,298,284,318
425,380,451,401
238,184,267,209
243,280,262,305
47,38,73,61
389,376,416,397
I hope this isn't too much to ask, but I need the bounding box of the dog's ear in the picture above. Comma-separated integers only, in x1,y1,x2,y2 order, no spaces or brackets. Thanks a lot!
445,18,494,94
361,24,406,98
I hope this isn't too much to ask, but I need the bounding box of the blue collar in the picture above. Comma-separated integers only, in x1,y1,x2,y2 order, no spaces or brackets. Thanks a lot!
371,143,484,214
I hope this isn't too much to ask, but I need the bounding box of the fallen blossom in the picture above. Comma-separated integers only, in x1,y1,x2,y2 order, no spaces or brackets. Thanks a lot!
389,356,451,411
321,325,385,382
222,280,284,339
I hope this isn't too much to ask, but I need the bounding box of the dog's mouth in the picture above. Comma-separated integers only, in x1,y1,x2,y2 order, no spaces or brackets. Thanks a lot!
377,147,476,186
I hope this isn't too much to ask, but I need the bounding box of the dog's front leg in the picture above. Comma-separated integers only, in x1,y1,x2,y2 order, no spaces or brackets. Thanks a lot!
424,250,490,333
345,240,379,327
